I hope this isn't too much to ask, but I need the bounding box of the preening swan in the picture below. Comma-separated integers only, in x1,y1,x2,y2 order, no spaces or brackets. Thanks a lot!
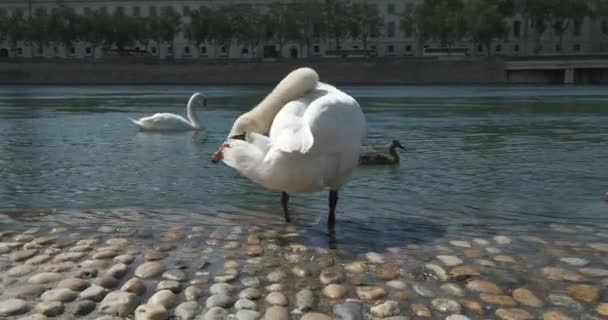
129,92,206,131
212,68,367,229
359,140,405,165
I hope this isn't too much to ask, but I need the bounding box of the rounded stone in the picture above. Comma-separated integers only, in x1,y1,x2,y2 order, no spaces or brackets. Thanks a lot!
466,280,503,294
96,274,120,289
135,261,165,279
35,301,63,317
449,240,471,248
345,261,367,273
107,263,129,278
12,249,39,262
235,299,257,311
121,277,146,295
512,287,544,307
302,312,332,320
210,283,235,295
6,284,46,299
366,252,385,263
157,280,180,293
480,294,517,306
437,255,464,267
98,291,138,317
9,265,36,277
203,306,228,320
566,284,599,302
370,300,400,318
596,303,608,316
541,267,583,281
40,288,78,302
265,292,288,306
93,251,119,260
236,309,261,320
432,298,461,313
579,268,608,277
322,284,347,299
79,284,108,302
0,299,30,316
175,301,199,320
266,270,286,283
320,267,345,284
185,286,202,301
560,257,589,267
543,311,573,320
146,251,168,261
162,269,187,281
73,300,96,316
148,289,176,308
413,283,434,297
356,286,386,301
425,263,448,281
57,277,89,291
114,254,135,264
495,308,533,320
264,306,288,320
446,315,471,320
28,272,62,284
333,301,363,320
206,294,234,308
548,294,582,310
239,288,262,300
135,303,169,320
76,268,98,279
411,303,431,317
441,283,464,296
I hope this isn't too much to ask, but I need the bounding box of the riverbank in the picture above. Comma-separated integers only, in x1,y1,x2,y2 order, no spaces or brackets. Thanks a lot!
0,211,608,319
0,59,506,85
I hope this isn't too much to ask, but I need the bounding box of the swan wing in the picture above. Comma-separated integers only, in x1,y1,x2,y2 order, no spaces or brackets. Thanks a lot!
136,113,191,130
269,101,314,153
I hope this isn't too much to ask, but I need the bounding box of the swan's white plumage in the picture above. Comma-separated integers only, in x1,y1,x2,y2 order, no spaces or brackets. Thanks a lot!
218,68,366,195
130,92,205,131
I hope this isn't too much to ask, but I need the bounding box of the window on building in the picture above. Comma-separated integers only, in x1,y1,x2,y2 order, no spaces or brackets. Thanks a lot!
37,47,43,55
221,46,227,54
313,45,320,53
241,47,248,55
513,21,521,37
115,7,124,15
370,45,377,51
387,21,396,38
495,44,502,52
387,45,394,53
86,47,92,55
573,21,581,36
387,3,396,14
83,7,91,15
512,44,520,52
477,44,483,52
184,46,191,55
69,47,75,55
183,6,190,16
151,47,157,54
200,46,207,54
602,20,608,35
555,43,561,52
99,7,107,14
132,6,140,16
405,44,412,52
13,8,24,17
0,8,7,17
149,6,157,16
168,46,173,54
574,44,581,52
17,47,23,55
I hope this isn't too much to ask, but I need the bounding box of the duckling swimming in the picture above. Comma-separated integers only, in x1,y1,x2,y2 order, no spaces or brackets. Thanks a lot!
359,140,405,165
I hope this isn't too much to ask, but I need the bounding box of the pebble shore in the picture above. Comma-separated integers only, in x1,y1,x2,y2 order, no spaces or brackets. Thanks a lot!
1,222,608,320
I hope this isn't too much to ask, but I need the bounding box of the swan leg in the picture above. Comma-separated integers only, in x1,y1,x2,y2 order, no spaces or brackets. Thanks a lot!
281,192,291,222
328,190,338,229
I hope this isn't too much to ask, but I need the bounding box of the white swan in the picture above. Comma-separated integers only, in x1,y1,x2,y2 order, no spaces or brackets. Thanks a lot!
129,92,206,131
212,68,367,228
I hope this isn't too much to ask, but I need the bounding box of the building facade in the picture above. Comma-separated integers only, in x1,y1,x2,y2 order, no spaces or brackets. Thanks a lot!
1,0,608,60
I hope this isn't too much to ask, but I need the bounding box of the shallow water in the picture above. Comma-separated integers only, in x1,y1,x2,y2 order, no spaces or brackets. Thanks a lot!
1,85,608,251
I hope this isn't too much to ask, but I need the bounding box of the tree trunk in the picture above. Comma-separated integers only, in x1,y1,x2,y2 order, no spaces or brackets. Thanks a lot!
523,16,530,55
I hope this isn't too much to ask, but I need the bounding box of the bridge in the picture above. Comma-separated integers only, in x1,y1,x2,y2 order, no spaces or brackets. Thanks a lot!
504,55,608,84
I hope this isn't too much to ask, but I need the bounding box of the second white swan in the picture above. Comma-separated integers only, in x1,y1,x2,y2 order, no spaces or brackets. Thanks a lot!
129,92,206,131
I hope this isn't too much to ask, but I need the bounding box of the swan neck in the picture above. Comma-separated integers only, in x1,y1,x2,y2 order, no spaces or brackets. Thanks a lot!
389,146,400,162
187,101,200,128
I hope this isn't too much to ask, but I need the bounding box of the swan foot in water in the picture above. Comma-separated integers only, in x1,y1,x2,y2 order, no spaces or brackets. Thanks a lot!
328,190,338,230
281,192,291,222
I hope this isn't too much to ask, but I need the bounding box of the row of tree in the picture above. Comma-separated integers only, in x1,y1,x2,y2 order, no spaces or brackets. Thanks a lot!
1,0,607,58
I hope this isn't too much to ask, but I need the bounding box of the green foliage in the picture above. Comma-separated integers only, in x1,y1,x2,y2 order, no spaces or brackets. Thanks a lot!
185,7,213,47
348,1,383,49
323,0,350,49
462,0,509,54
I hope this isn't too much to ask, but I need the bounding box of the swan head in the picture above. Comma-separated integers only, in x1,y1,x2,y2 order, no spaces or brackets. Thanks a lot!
391,139,405,150
189,92,207,107
228,114,264,139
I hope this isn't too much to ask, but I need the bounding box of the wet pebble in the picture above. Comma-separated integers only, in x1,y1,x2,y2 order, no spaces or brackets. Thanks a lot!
98,291,139,317
356,286,386,301
185,286,202,301
235,298,257,310
432,298,461,313
320,267,345,284
494,235,512,245
95,274,120,289
210,283,235,295
302,312,331,320
75,267,98,279
437,255,463,267
296,288,315,312
135,303,168,320
40,288,78,302
9,265,36,277
146,250,168,261
135,261,165,279
121,277,146,295
265,292,288,306
93,250,119,260
449,240,471,248
0,299,30,316
241,276,261,287
441,283,464,296
542,311,573,320
107,263,128,278
495,308,533,320
320,278,346,297
236,309,261,320
157,280,180,292
597,303,608,316
466,279,502,294
175,301,199,320
206,294,234,308
264,306,288,320
73,300,96,316
267,270,287,283
579,268,608,277
366,252,385,264
333,300,363,320
114,254,135,264
425,263,448,281
411,303,431,317
57,277,89,291
386,280,407,290
548,294,582,310
79,284,108,301
413,283,434,297
247,246,263,256
566,284,599,302
480,293,517,306
345,261,367,273
560,257,589,267
589,243,608,252
446,315,471,320
370,300,400,317
542,267,583,281
28,272,62,284
35,301,63,317
203,306,228,320
6,284,46,299
292,265,312,278
148,289,176,308
512,287,544,307
163,269,187,281
26,254,51,265
11,249,39,262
